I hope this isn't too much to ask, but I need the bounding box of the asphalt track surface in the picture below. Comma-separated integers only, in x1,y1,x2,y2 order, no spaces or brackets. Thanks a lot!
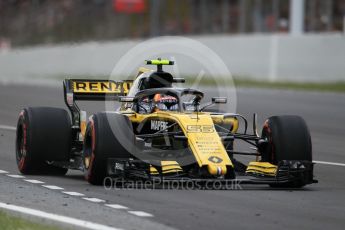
0,83,344,230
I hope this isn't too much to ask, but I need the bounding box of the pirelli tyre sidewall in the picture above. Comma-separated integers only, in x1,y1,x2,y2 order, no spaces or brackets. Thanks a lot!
16,107,71,175
261,115,312,187
83,112,135,185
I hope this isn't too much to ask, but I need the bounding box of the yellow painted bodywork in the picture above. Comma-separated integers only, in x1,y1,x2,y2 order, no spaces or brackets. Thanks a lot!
161,161,183,173
150,165,159,175
150,161,183,175
125,111,238,176
246,162,278,177
136,67,152,77
210,114,239,133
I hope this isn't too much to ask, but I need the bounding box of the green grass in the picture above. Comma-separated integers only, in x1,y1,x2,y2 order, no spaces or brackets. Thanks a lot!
233,78,345,93
183,76,345,93
46,74,345,93
0,211,62,230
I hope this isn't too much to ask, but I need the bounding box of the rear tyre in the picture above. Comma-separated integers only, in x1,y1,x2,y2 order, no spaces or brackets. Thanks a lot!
83,112,135,185
16,107,71,175
260,115,312,188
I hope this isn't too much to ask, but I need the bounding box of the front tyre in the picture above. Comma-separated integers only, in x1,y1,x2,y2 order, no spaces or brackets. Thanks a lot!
260,115,313,188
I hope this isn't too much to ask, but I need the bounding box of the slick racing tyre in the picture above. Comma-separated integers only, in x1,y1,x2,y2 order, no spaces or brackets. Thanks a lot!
260,115,312,188
16,107,71,175
83,112,135,185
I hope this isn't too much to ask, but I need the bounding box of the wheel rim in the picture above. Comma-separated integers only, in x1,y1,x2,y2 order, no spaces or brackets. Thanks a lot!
83,128,93,170
16,120,27,170
261,121,275,163
84,157,90,169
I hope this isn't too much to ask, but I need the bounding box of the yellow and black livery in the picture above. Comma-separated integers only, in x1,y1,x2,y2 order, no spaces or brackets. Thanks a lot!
15,58,317,188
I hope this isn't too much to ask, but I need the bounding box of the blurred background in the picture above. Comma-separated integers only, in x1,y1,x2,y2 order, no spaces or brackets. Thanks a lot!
0,0,345,88
1,0,344,46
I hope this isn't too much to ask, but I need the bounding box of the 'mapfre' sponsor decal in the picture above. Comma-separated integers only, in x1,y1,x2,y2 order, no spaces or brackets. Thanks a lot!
151,120,168,131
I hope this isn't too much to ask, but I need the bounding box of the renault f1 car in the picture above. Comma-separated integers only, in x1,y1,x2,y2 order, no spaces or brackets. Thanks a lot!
15,59,317,188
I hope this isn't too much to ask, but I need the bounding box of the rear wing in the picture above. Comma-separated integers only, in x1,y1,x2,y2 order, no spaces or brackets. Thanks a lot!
63,79,133,128
63,79,132,101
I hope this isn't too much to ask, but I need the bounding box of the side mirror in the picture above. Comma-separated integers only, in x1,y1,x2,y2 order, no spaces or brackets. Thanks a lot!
183,102,195,112
212,97,227,104
119,96,134,103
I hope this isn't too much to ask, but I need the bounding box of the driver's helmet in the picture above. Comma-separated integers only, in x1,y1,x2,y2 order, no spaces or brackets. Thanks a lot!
153,94,178,111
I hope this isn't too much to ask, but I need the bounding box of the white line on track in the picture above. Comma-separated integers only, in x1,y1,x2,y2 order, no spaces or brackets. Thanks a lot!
42,185,64,190
128,211,153,217
62,191,85,196
0,170,9,174
0,125,16,131
24,179,44,184
313,160,345,167
1,123,345,168
105,204,129,210
0,202,122,230
7,174,25,178
82,197,105,203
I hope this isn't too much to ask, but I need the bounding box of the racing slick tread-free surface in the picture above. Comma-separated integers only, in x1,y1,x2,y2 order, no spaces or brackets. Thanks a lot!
16,107,71,175
83,112,135,185
261,115,312,163
261,115,312,187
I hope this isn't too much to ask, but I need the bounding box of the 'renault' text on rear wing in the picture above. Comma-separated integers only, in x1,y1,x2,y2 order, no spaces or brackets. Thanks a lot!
63,79,132,101
63,79,133,128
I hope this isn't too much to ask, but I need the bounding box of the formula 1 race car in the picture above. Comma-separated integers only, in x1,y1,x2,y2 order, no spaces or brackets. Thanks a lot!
15,59,317,188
